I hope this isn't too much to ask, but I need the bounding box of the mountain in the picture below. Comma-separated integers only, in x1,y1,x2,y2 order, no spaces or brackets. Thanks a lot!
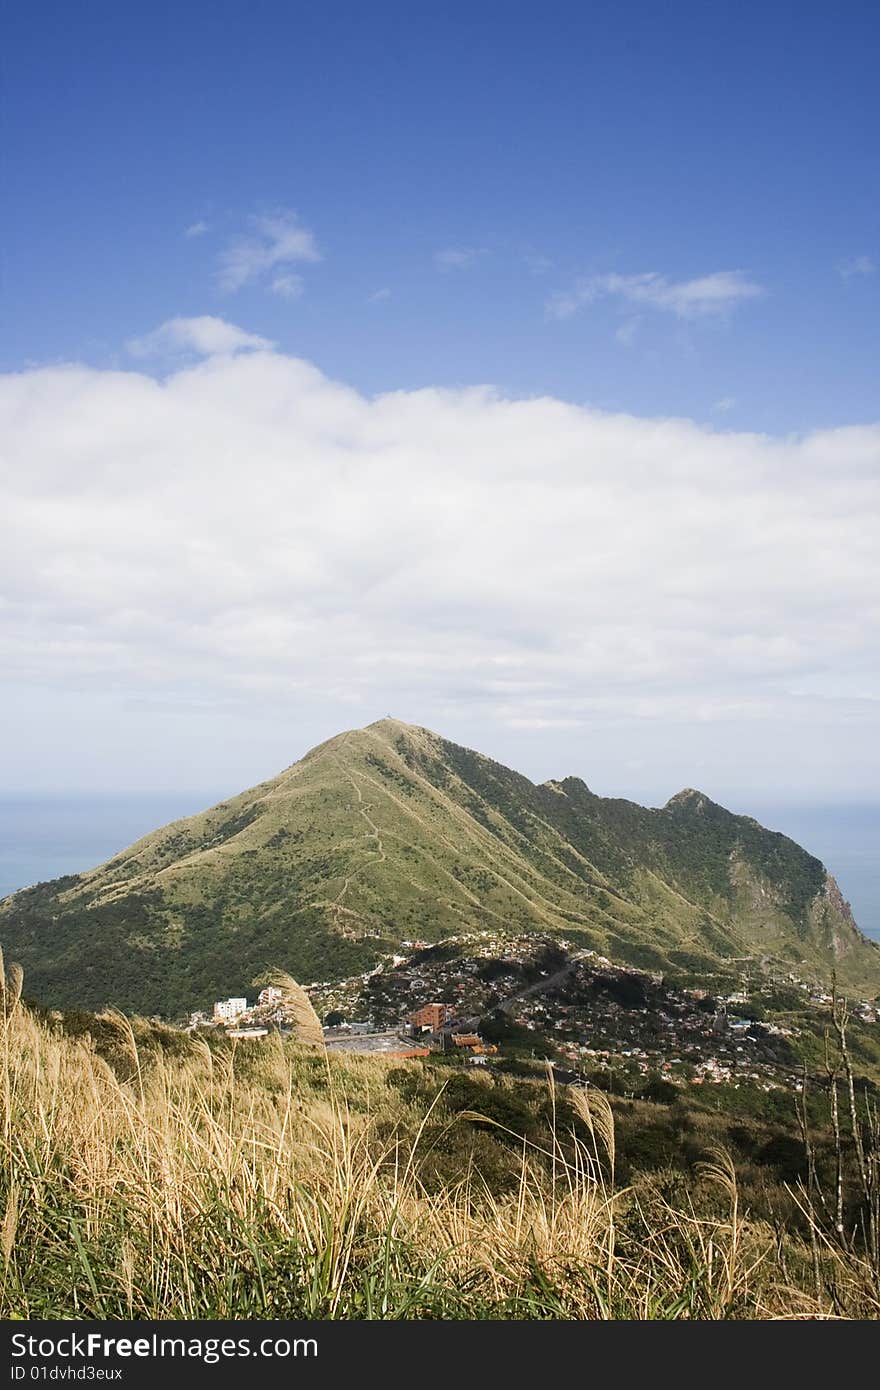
1,719,878,1014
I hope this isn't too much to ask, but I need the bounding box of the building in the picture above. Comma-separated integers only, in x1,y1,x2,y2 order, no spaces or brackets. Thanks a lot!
214,997,247,1023
258,986,283,1007
409,1003,450,1032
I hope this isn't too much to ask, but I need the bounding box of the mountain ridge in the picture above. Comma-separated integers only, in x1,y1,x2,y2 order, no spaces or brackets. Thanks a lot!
2,718,877,1014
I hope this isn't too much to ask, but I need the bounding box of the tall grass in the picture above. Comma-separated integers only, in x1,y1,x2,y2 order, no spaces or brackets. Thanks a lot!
1,956,876,1319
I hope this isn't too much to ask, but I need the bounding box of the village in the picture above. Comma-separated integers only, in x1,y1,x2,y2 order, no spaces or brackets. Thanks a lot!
188,987,498,1062
185,931,878,1094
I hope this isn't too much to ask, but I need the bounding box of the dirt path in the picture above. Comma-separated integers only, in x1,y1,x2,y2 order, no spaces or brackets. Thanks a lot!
330,742,387,923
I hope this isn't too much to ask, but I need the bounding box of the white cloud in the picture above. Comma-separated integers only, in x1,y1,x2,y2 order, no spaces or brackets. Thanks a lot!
218,210,321,293
126,316,274,358
184,221,208,238
434,247,484,271
838,254,875,279
368,287,391,303
270,273,304,300
2,331,878,796
548,269,764,321
714,396,736,412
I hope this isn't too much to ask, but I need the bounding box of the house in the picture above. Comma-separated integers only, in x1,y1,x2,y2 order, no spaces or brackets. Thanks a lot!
258,986,283,1007
214,997,247,1023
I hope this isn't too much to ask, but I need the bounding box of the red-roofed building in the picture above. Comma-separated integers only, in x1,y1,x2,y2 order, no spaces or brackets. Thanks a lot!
409,1003,449,1031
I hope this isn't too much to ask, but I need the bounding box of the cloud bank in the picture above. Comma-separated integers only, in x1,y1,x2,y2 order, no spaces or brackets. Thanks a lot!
1,319,878,790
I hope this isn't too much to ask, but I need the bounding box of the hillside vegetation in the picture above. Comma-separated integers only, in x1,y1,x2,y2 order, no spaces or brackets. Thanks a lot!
1,720,877,1015
2,961,878,1320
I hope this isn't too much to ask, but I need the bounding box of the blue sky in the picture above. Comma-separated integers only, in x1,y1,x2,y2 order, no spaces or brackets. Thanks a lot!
1,2,879,808
5,0,878,429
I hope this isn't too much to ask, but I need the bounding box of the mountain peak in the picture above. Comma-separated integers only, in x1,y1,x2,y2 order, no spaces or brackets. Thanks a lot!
665,787,712,811
3,721,878,1014
364,716,425,736
295,718,427,767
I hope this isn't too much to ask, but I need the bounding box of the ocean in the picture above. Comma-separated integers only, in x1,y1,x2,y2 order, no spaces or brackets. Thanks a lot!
0,796,210,903
747,802,880,943
0,795,877,942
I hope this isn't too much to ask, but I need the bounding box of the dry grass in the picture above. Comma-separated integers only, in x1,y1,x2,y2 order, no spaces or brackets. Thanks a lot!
1,958,877,1320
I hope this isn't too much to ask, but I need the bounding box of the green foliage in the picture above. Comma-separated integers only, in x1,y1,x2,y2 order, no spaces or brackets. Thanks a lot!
365,753,418,795
640,1074,680,1104
478,1009,561,1058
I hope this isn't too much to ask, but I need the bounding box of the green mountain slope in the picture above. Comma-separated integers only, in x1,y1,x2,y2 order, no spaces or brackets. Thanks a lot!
2,719,877,1014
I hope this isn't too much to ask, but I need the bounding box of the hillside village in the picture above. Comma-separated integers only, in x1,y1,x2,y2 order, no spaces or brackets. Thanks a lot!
187,931,880,1094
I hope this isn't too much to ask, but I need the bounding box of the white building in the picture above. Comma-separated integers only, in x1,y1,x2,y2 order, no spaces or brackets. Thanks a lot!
214,997,247,1023
258,986,284,1007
